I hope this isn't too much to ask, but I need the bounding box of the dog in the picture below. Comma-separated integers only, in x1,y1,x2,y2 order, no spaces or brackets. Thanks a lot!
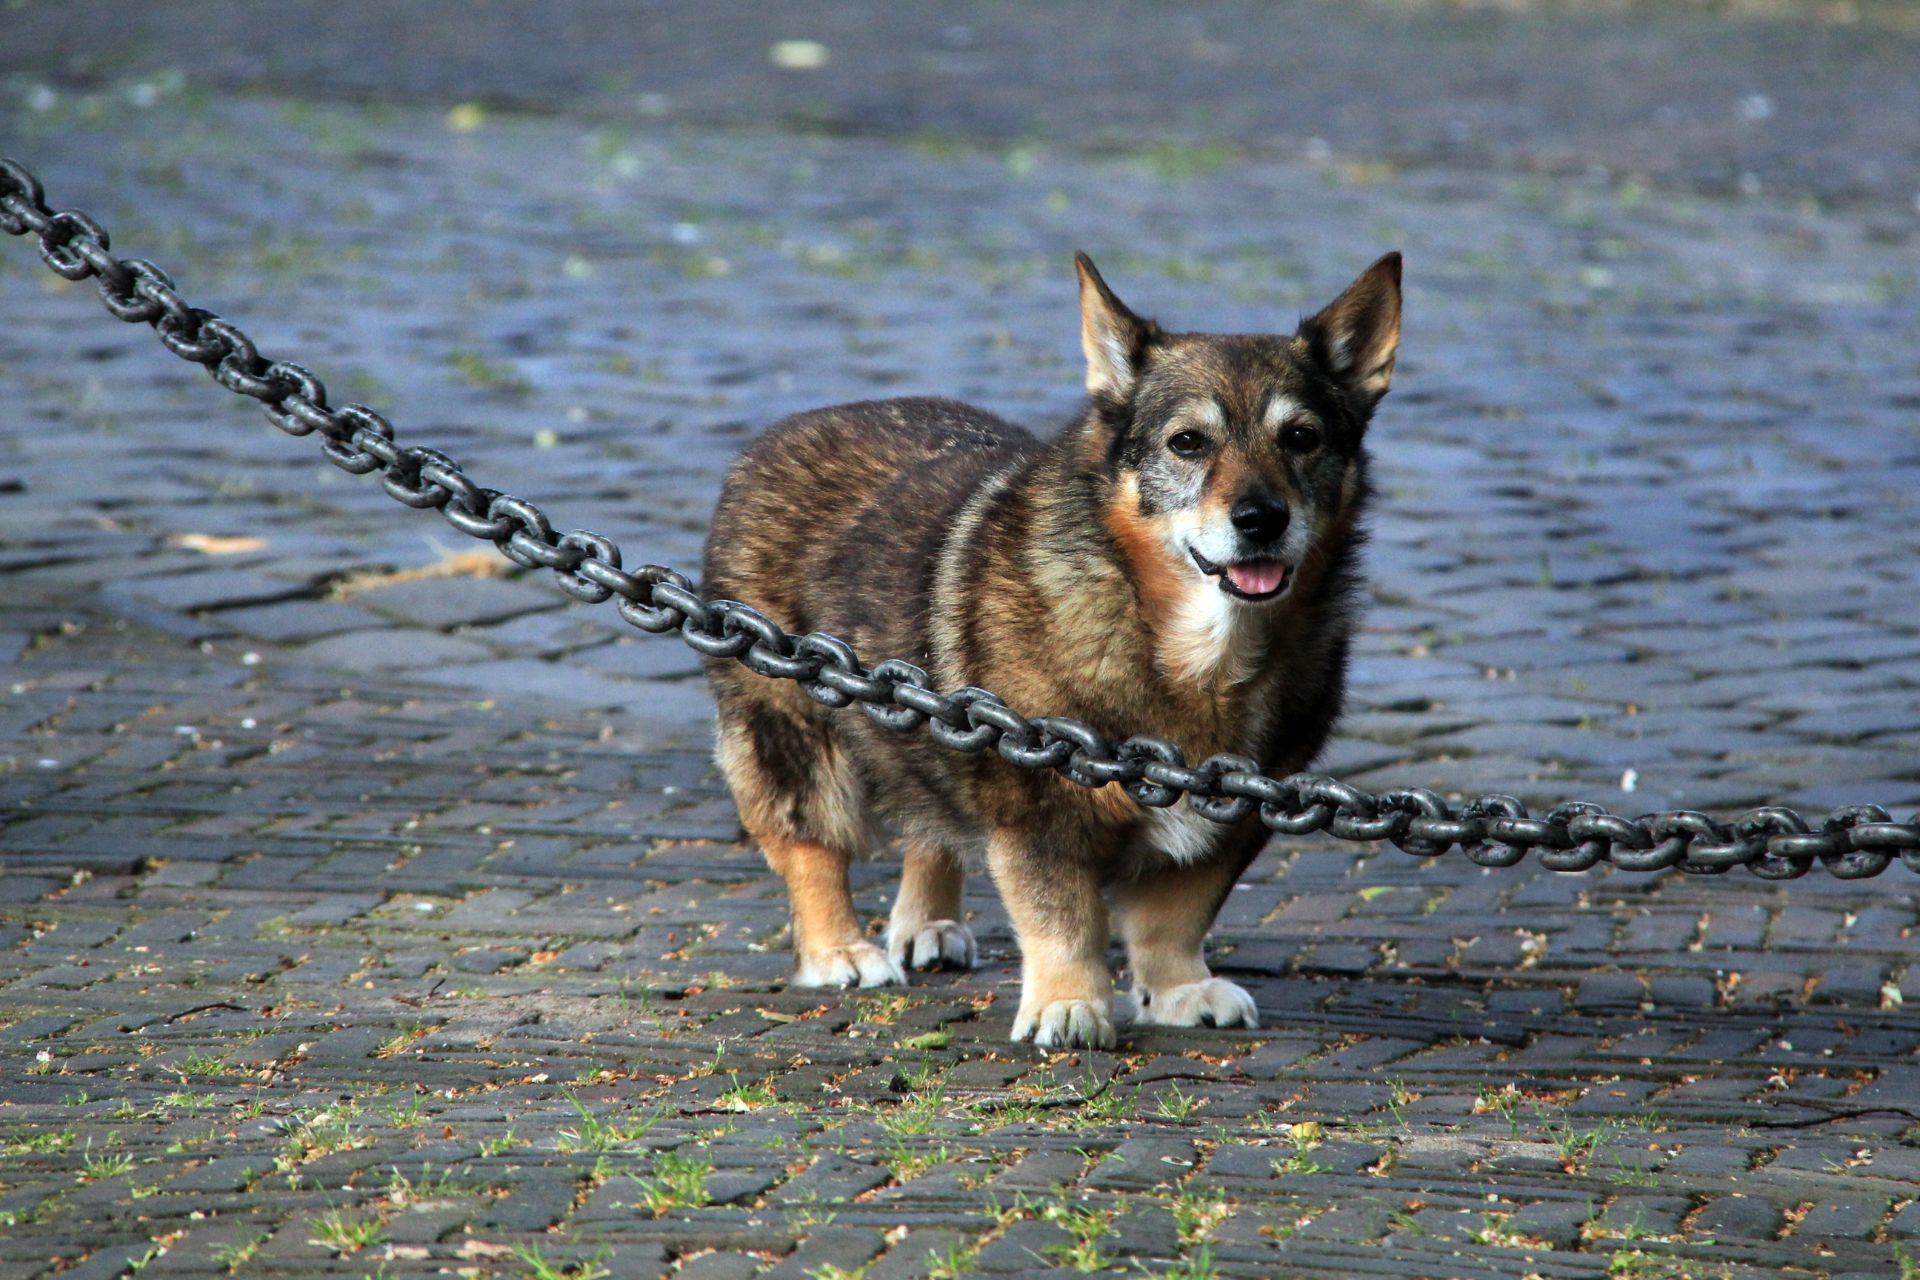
701,251,1400,1049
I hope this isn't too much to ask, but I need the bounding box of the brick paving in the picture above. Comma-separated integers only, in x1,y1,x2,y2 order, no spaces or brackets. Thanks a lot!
4,6,1920,1278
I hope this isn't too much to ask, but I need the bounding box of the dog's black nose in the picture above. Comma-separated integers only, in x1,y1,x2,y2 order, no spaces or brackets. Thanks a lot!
1230,492,1289,543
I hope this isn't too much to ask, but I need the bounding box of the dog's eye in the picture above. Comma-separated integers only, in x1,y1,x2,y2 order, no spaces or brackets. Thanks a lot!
1167,431,1211,458
1280,423,1321,453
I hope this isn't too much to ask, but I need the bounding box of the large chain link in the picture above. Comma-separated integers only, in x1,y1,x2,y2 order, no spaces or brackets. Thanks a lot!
6,156,1917,881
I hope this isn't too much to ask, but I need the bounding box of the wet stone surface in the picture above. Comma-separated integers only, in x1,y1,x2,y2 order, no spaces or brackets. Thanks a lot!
3,32,1920,1280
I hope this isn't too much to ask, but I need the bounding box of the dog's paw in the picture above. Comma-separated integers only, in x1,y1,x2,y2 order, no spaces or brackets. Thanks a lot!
792,940,906,989
1141,977,1259,1029
886,919,977,971
1012,997,1116,1050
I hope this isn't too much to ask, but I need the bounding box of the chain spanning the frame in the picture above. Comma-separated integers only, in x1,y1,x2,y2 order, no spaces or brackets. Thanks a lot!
6,156,1917,881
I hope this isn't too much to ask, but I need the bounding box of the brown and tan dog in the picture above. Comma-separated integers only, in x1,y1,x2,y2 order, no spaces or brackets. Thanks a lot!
702,252,1401,1048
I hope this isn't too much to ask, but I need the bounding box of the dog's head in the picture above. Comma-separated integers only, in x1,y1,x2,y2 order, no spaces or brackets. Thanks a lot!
1080,252,1399,612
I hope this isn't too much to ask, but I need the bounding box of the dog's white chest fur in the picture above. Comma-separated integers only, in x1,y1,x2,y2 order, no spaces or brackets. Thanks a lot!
1143,801,1228,866
1162,581,1262,685
1143,598,1285,866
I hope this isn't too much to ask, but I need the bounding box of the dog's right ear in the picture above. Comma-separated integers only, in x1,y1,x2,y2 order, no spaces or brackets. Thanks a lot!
1076,252,1156,400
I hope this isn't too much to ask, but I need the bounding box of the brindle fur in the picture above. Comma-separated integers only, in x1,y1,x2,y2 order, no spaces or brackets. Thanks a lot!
703,252,1402,1047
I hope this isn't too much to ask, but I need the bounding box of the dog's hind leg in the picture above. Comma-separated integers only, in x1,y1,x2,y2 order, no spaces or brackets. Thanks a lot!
886,841,976,971
756,832,902,987
715,706,903,989
1113,845,1261,1030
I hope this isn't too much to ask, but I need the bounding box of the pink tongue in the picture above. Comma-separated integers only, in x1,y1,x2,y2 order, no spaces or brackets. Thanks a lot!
1226,560,1288,596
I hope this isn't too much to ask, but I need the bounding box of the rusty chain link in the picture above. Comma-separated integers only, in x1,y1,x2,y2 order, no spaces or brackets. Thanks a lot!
6,155,1918,882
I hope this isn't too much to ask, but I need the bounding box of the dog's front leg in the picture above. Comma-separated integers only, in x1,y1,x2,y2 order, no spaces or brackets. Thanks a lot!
986,829,1115,1050
1113,847,1260,1030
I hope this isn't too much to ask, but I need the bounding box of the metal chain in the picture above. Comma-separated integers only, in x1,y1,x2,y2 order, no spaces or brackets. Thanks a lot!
5,155,1916,881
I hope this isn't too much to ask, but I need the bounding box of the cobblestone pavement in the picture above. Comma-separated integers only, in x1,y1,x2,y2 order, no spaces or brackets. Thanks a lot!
7,0,1920,215
4,10,1920,1279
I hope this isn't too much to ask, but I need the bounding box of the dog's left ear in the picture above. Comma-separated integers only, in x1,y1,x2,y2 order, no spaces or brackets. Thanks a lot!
1300,252,1402,415
1076,252,1157,400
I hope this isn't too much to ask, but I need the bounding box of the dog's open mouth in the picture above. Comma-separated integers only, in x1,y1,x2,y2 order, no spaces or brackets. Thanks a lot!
1189,548,1292,601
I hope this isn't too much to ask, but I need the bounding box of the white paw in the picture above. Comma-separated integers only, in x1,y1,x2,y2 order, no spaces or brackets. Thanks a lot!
792,940,906,989
1012,997,1116,1050
1140,977,1259,1029
886,919,978,971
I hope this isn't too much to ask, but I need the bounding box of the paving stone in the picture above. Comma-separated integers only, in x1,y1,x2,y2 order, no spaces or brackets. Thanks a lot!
1086,1137,1198,1191
1794,1195,1890,1241
865,1230,972,1280
296,626,499,669
571,636,707,680
113,569,307,613
769,1154,892,1205
350,575,565,630
756,1227,887,1280
407,658,710,717
972,1219,1081,1272
672,1252,761,1280
1690,1193,1783,1241
212,598,390,642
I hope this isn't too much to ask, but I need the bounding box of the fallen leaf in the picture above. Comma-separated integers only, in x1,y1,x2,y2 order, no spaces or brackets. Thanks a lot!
168,533,266,555
896,1030,951,1051
328,549,506,598
770,39,829,69
446,102,487,132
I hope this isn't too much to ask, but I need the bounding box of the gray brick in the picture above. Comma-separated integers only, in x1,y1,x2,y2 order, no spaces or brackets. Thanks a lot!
352,575,562,629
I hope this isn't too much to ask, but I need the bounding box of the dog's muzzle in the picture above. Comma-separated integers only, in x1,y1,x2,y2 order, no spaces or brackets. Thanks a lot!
1188,546,1292,601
